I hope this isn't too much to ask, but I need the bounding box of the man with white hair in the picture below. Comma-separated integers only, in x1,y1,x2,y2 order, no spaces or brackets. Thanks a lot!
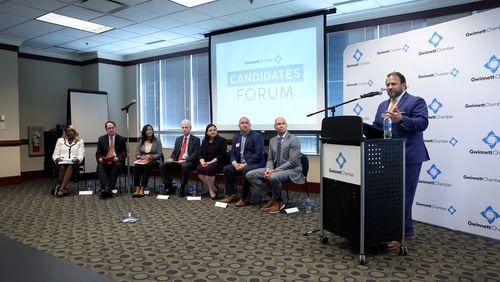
160,119,201,197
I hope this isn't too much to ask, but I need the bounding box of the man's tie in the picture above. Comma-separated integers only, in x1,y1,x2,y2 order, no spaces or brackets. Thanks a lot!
107,136,115,158
178,137,187,161
275,136,283,167
388,98,397,112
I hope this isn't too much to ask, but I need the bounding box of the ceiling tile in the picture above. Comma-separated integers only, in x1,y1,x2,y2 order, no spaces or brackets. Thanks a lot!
142,15,185,29
0,1,47,18
120,23,161,35
111,6,159,23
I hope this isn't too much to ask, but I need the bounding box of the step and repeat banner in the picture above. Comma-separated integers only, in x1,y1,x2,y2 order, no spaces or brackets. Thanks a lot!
342,8,499,240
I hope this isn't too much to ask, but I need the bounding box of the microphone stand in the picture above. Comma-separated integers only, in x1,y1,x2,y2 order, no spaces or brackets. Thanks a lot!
122,105,134,193
307,97,360,117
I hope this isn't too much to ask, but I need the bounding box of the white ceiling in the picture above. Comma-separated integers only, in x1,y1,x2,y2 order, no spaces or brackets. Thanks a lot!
0,0,483,61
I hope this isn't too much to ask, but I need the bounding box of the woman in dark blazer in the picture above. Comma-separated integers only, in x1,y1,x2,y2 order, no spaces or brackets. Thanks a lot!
196,124,228,200
132,124,163,197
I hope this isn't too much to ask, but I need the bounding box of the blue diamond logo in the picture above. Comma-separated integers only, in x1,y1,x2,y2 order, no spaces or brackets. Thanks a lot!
368,79,373,86
426,164,442,180
353,49,363,62
428,98,443,114
450,68,459,77
482,130,499,149
484,55,499,74
274,55,282,64
353,103,363,116
336,152,347,169
448,206,456,215
403,44,410,52
449,137,458,146
480,206,499,224
428,31,443,48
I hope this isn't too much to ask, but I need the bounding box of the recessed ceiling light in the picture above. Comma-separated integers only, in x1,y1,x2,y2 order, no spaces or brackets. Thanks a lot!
36,12,113,34
170,0,216,8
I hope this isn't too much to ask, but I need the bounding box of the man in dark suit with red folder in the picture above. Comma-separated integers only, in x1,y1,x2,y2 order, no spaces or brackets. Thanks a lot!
96,121,127,199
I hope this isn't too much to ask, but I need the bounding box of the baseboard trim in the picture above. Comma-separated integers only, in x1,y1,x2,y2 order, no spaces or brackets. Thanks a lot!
0,175,22,186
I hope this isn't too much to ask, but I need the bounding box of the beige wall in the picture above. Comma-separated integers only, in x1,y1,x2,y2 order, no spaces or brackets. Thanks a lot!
0,49,20,178
18,58,83,173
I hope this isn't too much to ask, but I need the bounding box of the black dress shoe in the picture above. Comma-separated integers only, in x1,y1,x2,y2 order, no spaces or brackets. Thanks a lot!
100,190,113,199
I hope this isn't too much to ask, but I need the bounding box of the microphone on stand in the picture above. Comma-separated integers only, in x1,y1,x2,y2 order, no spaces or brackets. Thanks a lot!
359,91,382,99
121,99,136,111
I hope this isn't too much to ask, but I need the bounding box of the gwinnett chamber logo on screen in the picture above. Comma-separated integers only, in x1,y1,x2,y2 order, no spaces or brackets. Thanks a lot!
376,43,410,55
468,130,500,158
470,54,500,83
353,103,363,116
419,163,452,187
468,205,500,233
424,137,458,147
346,49,370,68
416,201,456,215
418,31,454,56
417,68,459,80
427,98,453,120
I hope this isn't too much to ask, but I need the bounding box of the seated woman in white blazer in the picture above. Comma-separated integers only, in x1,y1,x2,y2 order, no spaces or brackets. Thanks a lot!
52,125,85,197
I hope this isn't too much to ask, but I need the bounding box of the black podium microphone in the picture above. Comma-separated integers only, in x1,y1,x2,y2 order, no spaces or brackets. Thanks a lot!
121,99,136,111
359,91,382,99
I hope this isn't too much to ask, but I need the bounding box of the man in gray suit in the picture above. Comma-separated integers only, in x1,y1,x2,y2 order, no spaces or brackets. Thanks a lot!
246,117,304,214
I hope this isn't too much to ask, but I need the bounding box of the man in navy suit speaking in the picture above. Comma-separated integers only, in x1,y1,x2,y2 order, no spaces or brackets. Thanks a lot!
373,71,430,245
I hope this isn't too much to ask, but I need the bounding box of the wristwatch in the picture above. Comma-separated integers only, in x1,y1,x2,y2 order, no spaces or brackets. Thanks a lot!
399,116,404,125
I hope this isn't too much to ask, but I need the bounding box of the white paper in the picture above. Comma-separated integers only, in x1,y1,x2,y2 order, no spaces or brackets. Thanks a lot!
157,195,169,200
78,191,93,195
285,207,300,214
215,201,228,208
187,196,202,201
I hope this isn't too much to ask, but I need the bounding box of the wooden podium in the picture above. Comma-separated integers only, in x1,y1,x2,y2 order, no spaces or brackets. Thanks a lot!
319,116,407,264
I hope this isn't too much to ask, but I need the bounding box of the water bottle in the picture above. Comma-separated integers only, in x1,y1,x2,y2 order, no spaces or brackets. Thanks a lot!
189,184,196,196
305,197,312,213
383,115,392,139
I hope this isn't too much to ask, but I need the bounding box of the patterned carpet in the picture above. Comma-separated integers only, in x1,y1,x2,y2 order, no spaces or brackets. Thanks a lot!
0,179,499,281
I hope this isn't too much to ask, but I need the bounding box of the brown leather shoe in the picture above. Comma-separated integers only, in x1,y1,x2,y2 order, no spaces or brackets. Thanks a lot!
235,198,247,207
269,200,285,214
221,195,238,203
261,200,275,210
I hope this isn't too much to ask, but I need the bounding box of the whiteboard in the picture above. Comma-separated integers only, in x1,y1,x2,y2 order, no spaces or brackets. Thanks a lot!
67,89,108,143
67,89,108,173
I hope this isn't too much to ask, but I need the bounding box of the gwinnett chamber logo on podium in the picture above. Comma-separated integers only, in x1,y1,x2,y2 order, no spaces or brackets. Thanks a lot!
335,152,347,169
419,163,452,188
468,206,500,233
